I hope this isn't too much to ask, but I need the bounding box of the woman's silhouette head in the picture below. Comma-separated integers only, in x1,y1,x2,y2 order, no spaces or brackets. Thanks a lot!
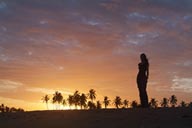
140,53,148,65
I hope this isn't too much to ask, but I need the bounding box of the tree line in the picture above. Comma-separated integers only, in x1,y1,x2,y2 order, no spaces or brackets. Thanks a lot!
42,89,192,110
0,104,24,113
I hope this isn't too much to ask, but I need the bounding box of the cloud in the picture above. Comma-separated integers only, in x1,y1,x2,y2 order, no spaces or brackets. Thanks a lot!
127,12,151,19
1,26,7,31
0,1,7,9
171,76,192,93
82,18,101,26
176,60,192,67
26,87,72,95
119,32,160,46
183,15,192,21
0,79,23,91
40,20,49,25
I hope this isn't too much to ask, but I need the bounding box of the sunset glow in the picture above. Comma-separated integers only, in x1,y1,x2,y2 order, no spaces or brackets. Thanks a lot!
0,0,192,110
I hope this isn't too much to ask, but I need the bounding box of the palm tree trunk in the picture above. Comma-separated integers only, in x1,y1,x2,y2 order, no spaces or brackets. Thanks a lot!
46,103,49,110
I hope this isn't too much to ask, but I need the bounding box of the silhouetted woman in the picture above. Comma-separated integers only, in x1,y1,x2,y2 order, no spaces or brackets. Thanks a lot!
137,53,149,108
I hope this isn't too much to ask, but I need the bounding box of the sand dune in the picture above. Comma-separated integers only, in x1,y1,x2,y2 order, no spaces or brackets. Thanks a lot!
0,108,192,128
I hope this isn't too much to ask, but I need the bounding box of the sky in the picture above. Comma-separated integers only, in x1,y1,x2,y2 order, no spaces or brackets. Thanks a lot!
0,0,192,110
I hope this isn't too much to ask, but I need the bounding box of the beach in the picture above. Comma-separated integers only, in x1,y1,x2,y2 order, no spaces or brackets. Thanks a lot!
0,108,192,128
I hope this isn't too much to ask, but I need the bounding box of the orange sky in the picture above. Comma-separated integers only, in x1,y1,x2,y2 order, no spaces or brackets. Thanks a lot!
0,0,192,110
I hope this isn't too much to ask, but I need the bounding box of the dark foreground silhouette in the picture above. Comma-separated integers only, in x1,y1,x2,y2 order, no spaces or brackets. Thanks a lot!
0,108,192,128
137,53,149,108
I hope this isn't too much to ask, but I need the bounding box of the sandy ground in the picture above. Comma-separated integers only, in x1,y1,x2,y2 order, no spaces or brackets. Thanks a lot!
0,108,192,128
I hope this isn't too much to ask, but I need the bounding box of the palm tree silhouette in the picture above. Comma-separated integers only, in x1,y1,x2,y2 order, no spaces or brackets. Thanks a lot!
5,106,10,112
170,95,177,107
114,96,122,109
62,99,67,109
96,101,102,109
88,89,96,103
73,90,81,109
80,93,87,109
188,102,192,108
88,101,96,109
149,98,158,108
103,96,110,109
123,99,129,108
53,91,63,110
160,98,169,108
42,95,50,110
0,104,5,113
67,95,74,109
131,100,138,108
180,101,187,107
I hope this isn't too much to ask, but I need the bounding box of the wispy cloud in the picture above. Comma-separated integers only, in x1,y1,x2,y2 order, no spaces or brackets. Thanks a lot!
0,79,23,91
176,60,192,67
26,87,73,95
0,1,7,10
171,76,192,93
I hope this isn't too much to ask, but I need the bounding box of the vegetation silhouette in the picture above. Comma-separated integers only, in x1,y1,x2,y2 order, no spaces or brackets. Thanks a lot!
80,93,87,109
103,96,111,109
96,101,102,109
52,91,63,109
88,101,96,109
170,95,177,107
67,95,74,109
62,99,67,109
180,101,187,107
42,94,50,110
73,91,81,109
137,53,149,108
114,96,122,109
41,90,192,110
0,104,24,113
88,89,96,103
149,98,158,108
123,99,129,108
160,98,169,108
131,100,138,108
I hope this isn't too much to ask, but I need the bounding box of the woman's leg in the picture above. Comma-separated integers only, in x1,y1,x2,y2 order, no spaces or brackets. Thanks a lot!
138,82,149,108
143,89,149,107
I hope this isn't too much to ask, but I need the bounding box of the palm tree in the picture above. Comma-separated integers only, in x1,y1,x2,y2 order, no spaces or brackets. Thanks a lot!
170,95,177,107
73,90,81,109
149,98,158,108
10,107,17,113
62,99,67,109
96,101,102,109
114,96,122,109
131,100,138,108
0,104,5,113
180,101,187,107
103,96,111,109
67,95,74,109
41,95,50,110
160,98,169,108
53,91,63,109
188,102,192,108
88,89,96,103
123,99,129,108
87,101,96,109
80,93,87,109
57,92,63,106
5,106,10,113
